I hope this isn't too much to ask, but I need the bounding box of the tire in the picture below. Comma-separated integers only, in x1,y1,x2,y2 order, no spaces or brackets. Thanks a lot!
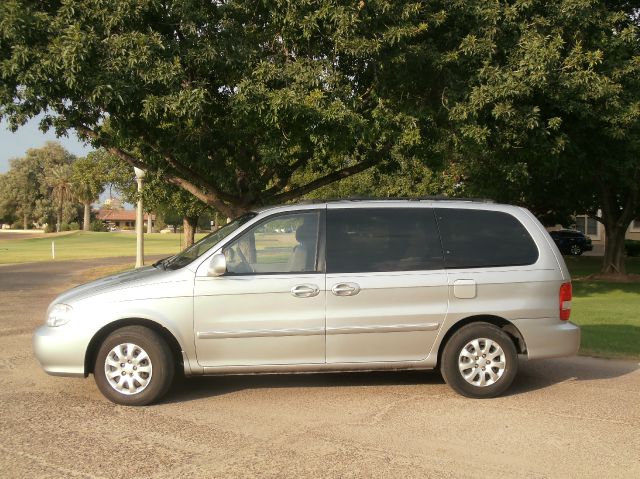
440,322,518,399
94,326,175,406
569,244,582,256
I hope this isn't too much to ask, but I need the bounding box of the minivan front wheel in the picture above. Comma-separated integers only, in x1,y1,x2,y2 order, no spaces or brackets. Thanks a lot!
94,326,175,406
441,323,518,398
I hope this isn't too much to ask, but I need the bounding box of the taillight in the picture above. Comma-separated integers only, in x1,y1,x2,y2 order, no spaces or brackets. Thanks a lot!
559,282,572,320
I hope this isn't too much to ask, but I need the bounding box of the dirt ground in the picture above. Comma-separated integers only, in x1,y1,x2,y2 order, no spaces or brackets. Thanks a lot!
1,258,639,478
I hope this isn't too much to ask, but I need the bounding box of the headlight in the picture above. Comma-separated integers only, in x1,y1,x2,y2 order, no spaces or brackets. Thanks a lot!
46,304,73,327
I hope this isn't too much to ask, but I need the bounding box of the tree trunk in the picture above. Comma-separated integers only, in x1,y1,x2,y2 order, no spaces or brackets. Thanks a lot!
23,214,28,230
57,198,63,233
601,222,628,275
182,216,198,249
147,212,153,234
83,202,91,231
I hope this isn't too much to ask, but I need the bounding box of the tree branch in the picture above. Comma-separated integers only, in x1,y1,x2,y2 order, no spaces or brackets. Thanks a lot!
269,156,379,203
75,125,240,217
75,125,148,170
262,156,310,197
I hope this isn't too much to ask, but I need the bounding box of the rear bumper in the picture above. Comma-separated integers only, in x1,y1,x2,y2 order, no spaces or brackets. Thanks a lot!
511,318,580,360
33,325,89,377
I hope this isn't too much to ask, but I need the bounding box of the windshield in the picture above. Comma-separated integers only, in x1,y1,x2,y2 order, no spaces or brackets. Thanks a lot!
163,213,257,270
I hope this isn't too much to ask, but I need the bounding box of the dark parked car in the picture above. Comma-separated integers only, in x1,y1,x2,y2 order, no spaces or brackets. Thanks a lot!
549,230,593,256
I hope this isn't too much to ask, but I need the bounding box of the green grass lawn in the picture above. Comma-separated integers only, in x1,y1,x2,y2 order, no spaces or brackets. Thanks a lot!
0,231,207,264
566,256,640,359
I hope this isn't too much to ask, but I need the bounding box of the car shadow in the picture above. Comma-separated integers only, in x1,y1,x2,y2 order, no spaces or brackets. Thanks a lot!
507,355,639,396
162,369,446,404
161,356,638,404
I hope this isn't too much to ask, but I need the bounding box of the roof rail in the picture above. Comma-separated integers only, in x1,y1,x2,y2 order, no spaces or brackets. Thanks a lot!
320,196,495,203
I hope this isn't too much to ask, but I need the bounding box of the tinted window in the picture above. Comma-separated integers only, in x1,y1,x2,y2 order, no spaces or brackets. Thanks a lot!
224,212,320,274
435,209,538,268
326,208,443,273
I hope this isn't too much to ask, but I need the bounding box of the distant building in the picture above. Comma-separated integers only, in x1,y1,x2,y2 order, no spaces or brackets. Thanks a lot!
96,209,155,230
102,197,124,210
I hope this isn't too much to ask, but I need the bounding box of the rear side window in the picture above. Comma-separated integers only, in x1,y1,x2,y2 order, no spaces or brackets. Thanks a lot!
326,208,444,273
435,209,538,268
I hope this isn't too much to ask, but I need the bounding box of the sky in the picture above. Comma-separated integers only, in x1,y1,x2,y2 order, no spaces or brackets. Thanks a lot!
0,114,94,173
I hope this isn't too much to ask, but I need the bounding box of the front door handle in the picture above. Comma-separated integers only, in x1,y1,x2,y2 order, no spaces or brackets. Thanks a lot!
291,284,320,298
331,282,361,296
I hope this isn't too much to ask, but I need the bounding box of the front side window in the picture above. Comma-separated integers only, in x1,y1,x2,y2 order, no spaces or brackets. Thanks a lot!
326,208,444,274
435,208,539,268
224,211,321,274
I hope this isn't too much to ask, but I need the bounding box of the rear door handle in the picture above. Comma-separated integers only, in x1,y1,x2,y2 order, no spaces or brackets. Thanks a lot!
331,282,360,296
291,284,320,298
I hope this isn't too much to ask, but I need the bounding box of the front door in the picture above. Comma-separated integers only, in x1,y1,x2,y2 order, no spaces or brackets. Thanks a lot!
325,206,448,363
194,210,325,367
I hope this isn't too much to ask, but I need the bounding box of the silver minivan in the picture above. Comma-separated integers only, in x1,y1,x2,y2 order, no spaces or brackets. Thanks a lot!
33,200,580,405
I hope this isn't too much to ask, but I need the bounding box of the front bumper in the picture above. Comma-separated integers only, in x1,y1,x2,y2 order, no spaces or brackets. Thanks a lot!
511,318,580,360
33,325,89,377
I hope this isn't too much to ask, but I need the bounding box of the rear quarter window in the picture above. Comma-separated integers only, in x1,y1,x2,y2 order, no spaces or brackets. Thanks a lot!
435,208,539,269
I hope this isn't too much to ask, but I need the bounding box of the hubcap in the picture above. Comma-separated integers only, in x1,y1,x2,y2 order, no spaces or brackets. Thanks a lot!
458,338,506,387
104,343,152,395
570,245,581,255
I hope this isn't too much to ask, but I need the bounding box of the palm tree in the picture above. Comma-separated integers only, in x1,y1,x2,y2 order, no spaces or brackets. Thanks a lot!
71,155,107,231
74,180,97,232
47,164,74,232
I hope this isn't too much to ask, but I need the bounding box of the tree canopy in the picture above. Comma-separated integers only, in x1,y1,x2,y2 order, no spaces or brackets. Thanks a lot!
0,0,460,217
443,0,640,273
0,142,77,229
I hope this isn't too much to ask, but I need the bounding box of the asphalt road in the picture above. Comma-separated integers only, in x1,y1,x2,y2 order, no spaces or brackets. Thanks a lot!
1,259,639,478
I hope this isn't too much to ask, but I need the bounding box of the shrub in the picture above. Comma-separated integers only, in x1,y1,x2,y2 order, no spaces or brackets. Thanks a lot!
90,220,108,232
67,221,80,230
624,240,640,257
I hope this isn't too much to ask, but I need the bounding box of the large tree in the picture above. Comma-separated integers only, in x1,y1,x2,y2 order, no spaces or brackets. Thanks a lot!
0,0,457,217
444,0,640,275
0,142,76,229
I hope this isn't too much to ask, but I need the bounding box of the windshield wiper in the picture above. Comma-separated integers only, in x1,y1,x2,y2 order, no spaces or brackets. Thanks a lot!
152,256,173,269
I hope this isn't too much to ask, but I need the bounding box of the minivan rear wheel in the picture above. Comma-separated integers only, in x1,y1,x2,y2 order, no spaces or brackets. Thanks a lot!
441,323,518,398
94,326,175,406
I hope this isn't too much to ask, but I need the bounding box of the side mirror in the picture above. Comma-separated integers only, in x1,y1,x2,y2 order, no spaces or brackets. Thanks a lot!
208,253,227,276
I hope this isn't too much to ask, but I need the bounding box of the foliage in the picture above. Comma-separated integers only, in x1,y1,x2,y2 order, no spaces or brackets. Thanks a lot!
0,142,76,228
441,0,640,273
72,153,108,205
0,0,464,216
90,220,108,232
100,149,212,219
